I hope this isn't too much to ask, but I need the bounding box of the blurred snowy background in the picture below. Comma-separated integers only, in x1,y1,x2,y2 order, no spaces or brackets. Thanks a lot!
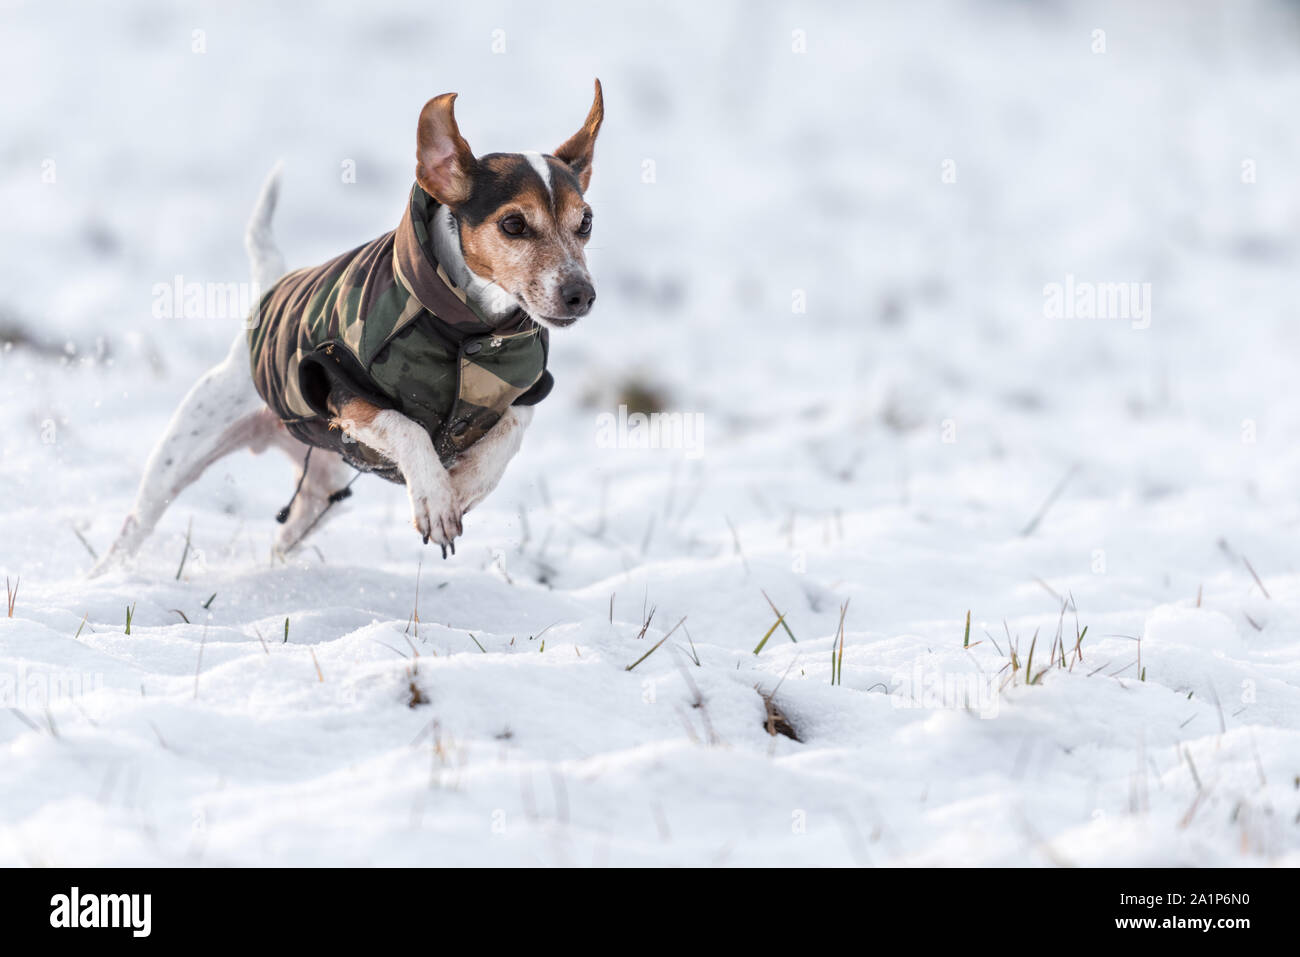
1,0,1299,865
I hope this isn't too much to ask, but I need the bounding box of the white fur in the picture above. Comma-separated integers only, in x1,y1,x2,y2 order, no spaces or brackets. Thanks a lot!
245,163,286,292
522,150,552,199
449,405,534,512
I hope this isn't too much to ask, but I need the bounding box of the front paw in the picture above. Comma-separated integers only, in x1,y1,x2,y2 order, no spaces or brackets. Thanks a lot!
408,479,463,556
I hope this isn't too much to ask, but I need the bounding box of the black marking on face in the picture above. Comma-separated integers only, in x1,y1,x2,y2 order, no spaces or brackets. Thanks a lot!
457,155,545,224
453,154,587,221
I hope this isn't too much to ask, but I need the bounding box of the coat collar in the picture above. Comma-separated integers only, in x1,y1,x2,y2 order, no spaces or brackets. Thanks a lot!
393,184,538,341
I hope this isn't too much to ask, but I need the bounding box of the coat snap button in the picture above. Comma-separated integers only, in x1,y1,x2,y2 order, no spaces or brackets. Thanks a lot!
464,341,483,355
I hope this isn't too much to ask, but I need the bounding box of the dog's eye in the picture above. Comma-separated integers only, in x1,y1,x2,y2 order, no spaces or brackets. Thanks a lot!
576,211,593,236
500,214,527,237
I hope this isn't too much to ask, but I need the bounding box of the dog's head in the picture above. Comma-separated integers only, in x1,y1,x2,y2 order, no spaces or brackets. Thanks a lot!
415,81,604,329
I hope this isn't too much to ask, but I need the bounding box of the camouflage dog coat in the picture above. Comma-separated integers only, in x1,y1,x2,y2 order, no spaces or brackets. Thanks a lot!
248,185,552,483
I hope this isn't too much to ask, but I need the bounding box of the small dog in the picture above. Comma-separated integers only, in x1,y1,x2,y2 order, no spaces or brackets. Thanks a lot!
91,82,603,575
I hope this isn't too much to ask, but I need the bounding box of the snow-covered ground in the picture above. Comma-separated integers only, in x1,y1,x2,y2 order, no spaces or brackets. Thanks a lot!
2,0,1299,865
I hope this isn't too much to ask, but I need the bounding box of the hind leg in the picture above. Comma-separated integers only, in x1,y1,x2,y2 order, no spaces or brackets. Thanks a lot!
266,429,354,556
91,332,273,576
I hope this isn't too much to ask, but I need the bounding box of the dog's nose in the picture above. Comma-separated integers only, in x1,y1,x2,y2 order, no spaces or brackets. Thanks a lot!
559,279,596,317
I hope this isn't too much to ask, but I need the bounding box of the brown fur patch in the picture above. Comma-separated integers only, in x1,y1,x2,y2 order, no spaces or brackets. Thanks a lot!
331,396,383,429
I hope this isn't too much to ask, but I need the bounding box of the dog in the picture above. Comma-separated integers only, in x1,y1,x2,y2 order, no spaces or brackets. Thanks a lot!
90,81,603,576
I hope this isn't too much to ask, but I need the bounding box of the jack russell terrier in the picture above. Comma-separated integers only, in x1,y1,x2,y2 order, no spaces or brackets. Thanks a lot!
91,81,603,575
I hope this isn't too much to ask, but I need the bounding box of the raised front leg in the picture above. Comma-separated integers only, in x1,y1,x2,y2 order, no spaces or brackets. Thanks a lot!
448,405,534,513
331,397,462,553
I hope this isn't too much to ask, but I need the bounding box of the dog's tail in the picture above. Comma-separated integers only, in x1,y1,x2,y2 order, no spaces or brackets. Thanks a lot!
246,161,287,292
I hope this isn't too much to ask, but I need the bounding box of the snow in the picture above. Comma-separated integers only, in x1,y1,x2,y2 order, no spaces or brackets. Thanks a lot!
2,0,1300,865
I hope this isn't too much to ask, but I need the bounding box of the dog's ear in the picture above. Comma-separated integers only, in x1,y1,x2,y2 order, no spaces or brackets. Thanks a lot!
553,79,604,192
416,92,477,205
